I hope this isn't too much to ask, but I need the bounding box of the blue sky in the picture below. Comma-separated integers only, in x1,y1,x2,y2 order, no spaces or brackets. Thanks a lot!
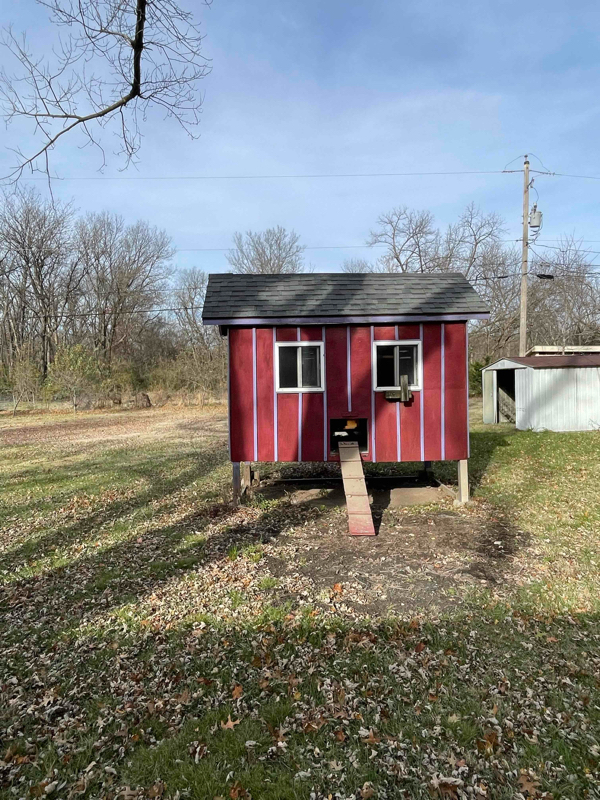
2,0,600,274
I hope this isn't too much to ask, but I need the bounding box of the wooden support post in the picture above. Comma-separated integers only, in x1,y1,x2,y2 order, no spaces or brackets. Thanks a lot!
457,459,469,504
421,460,433,482
251,468,260,486
241,462,252,497
232,462,241,506
233,462,252,505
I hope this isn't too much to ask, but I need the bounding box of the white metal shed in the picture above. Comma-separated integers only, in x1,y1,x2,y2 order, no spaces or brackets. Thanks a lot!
482,355,600,432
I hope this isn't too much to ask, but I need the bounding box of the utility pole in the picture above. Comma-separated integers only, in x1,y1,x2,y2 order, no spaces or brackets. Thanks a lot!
519,155,530,356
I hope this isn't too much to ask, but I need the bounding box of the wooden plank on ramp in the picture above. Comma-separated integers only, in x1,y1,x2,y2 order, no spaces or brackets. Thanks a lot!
338,441,375,536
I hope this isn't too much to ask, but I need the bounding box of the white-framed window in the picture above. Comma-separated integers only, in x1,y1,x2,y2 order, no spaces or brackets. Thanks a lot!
275,341,325,392
372,340,422,391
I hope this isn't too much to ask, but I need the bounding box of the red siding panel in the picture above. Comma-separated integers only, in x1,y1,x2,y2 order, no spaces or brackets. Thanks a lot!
276,327,298,342
349,326,371,421
422,323,442,461
300,327,322,341
444,323,468,460
399,393,421,462
277,393,299,461
374,391,397,461
396,324,420,340
301,392,325,461
256,328,275,461
373,326,396,341
229,328,254,462
325,327,348,419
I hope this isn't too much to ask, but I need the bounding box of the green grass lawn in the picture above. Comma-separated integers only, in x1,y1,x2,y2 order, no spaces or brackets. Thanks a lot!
1,405,600,799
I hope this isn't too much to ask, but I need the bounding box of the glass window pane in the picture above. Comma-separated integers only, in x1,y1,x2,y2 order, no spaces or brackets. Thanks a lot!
301,346,321,388
397,345,416,385
376,345,396,387
279,346,299,388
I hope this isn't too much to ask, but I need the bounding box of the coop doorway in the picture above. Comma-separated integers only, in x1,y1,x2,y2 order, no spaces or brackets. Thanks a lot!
496,369,516,423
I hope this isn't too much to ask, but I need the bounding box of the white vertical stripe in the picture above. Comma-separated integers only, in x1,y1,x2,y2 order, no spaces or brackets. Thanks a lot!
466,325,470,458
371,325,376,462
298,392,303,462
296,326,301,341
396,401,401,462
395,322,401,461
227,329,231,459
419,323,425,462
441,324,446,460
346,325,352,412
252,328,258,462
273,328,278,461
322,325,328,461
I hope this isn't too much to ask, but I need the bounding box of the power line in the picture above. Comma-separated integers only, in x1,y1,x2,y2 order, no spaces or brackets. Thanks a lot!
25,169,511,182
529,242,600,256
173,240,600,251
20,168,600,182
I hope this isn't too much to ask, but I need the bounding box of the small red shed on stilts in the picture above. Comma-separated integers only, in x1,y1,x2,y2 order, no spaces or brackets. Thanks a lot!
203,272,489,530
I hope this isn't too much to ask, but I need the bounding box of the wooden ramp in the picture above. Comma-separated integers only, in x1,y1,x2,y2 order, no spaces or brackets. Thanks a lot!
338,441,376,536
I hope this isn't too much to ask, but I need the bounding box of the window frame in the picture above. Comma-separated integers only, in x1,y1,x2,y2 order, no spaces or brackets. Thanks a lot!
275,341,325,393
372,339,422,392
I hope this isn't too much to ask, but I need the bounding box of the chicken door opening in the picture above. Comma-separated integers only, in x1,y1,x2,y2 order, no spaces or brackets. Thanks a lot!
330,418,369,454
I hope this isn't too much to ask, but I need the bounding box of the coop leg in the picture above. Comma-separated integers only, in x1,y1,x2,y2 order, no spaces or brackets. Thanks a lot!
241,462,252,497
251,468,260,487
421,460,434,482
457,459,469,504
232,462,241,506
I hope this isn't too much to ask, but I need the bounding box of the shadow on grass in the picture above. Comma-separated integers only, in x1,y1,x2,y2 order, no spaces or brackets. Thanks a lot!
0,444,228,573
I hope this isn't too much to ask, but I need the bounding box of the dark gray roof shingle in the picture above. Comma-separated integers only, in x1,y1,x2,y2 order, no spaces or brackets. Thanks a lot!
202,272,489,322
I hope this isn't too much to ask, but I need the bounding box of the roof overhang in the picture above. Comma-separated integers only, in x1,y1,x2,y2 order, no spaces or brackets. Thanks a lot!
482,358,529,371
204,313,490,326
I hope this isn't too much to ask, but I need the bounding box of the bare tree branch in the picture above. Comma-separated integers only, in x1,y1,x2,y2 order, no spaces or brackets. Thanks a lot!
0,0,211,180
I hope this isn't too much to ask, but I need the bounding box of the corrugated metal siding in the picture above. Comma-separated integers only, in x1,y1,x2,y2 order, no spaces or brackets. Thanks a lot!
516,367,600,431
514,368,530,430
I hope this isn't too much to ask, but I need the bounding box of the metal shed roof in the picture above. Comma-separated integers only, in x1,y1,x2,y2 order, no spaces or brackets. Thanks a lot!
484,354,600,370
202,272,489,325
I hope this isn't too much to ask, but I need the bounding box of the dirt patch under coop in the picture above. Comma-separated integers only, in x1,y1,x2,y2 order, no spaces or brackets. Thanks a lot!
260,498,528,617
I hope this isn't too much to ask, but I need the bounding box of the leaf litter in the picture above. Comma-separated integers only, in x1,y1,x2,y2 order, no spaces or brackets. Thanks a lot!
0,406,599,798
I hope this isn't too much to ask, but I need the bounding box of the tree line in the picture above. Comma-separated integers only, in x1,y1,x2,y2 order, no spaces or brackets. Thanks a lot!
1,189,598,412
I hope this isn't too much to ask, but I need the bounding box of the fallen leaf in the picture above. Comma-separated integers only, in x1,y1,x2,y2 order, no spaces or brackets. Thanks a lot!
517,770,541,798
229,781,249,799
361,729,381,745
221,714,241,730
232,684,243,699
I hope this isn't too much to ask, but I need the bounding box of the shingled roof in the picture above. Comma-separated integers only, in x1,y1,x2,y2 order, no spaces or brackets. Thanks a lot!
202,272,489,324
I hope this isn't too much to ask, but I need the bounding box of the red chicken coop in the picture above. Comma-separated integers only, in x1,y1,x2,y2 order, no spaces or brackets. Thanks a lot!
202,272,489,533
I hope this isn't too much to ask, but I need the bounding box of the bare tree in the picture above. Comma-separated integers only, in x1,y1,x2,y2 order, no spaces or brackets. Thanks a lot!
434,204,505,280
469,246,521,361
76,211,174,362
367,207,436,273
340,257,374,273
528,237,600,349
170,267,226,399
9,346,41,414
367,203,505,278
0,187,82,376
0,0,210,179
226,227,305,275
